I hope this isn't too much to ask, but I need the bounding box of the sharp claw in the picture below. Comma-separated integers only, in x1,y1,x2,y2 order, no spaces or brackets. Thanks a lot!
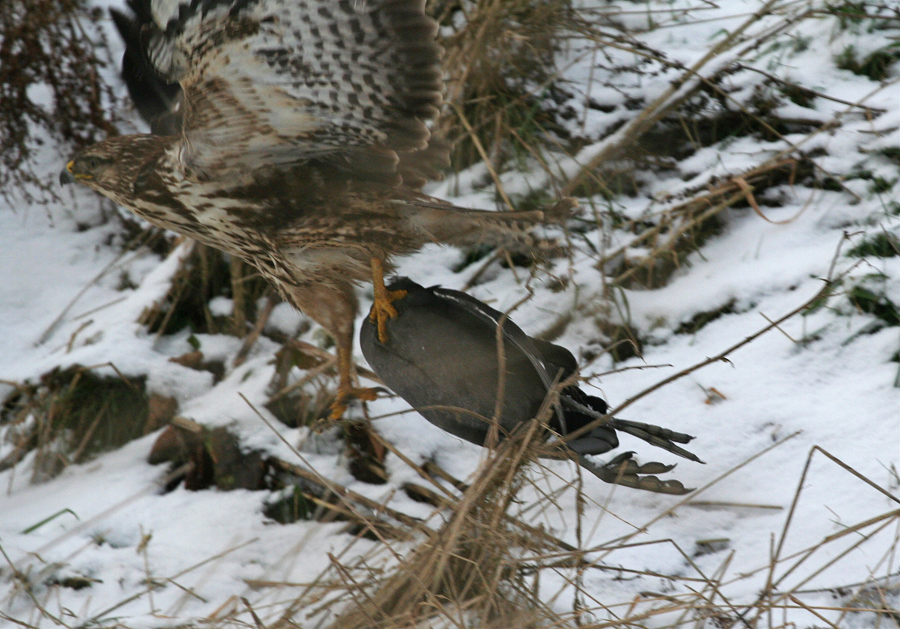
634,461,677,475
328,386,378,420
329,401,348,421
370,288,407,344
576,453,693,495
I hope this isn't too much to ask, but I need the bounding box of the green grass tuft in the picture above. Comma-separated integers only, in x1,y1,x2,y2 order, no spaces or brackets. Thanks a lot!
847,232,900,258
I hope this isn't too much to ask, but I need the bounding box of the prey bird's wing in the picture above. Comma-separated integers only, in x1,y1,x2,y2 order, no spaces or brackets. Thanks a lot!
146,0,443,181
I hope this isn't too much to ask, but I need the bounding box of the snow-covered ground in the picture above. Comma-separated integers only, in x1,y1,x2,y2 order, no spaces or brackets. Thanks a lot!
1,0,898,627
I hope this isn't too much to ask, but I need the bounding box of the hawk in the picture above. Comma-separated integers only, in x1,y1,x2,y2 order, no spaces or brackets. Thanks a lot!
60,0,562,418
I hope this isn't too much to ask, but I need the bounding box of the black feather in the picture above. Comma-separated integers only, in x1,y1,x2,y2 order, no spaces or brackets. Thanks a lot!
110,0,182,134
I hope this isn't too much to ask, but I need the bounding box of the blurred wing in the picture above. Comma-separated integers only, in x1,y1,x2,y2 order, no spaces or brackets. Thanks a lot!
147,0,442,180
111,1,182,135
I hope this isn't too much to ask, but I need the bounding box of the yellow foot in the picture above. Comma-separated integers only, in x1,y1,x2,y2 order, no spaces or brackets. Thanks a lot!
369,287,407,343
329,385,379,420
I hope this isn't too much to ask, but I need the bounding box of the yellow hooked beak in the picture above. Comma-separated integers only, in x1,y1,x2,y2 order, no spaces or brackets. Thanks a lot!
59,160,92,185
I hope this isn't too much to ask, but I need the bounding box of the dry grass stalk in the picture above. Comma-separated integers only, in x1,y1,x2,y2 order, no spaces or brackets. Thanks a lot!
560,0,804,198
0,0,119,204
37,223,167,346
494,446,897,629
326,419,565,629
601,157,802,289
437,0,576,172
0,364,149,484
263,429,899,629
545,2,893,294
138,241,270,338
268,456,428,537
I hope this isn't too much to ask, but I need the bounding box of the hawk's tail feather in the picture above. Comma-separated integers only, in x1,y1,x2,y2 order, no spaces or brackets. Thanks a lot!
401,200,545,221
397,197,578,251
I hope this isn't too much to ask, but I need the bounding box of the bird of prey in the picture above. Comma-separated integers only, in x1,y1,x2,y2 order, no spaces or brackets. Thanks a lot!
360,278,701,494
60,0,561,418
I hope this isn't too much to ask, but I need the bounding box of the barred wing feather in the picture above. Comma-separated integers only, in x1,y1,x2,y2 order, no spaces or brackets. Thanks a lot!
146,0,442,179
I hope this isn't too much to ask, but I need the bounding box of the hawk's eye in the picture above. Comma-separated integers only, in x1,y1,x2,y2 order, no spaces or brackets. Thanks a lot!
87,157,100,169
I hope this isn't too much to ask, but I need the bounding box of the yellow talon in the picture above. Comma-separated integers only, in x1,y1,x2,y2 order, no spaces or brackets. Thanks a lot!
328,342,377,420
369,288,407,343
369,258,406,344
329,385,378,420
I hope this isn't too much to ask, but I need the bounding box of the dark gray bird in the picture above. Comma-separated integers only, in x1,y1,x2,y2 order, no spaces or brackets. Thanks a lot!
360,278,702,494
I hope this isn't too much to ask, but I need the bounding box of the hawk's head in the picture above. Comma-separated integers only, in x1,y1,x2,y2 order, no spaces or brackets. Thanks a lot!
60,135,168,206
60,145,118,189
